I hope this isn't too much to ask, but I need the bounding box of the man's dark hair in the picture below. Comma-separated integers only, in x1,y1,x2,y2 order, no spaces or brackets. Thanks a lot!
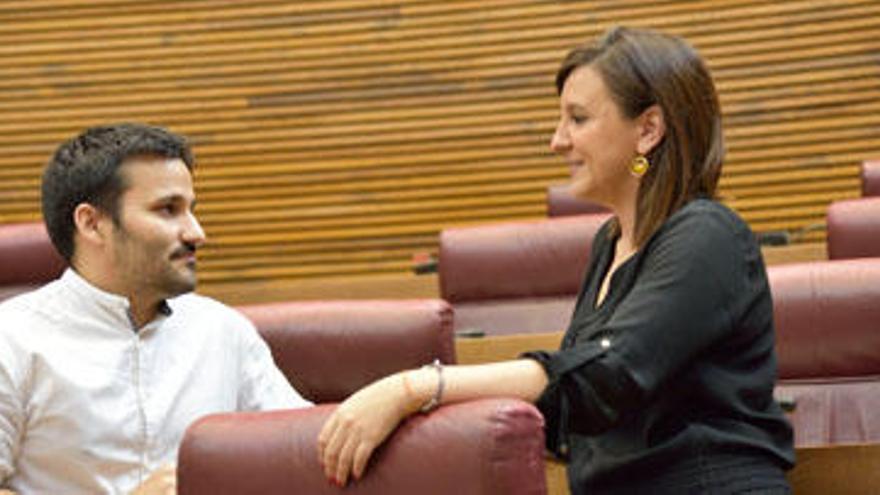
41,123,195,262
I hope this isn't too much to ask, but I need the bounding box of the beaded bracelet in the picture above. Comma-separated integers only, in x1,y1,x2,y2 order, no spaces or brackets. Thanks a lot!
418,359,444,413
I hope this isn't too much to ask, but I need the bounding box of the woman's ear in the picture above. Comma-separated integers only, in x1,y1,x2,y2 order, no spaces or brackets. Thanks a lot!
636,104,666,156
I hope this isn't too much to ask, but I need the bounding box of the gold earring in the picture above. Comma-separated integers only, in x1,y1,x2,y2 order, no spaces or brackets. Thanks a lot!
630,155,649,177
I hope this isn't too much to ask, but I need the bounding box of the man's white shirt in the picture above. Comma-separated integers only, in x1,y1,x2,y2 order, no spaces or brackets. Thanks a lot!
0,269,310,494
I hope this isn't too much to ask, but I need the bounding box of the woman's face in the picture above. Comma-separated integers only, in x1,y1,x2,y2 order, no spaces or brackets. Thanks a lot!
550,65,641,207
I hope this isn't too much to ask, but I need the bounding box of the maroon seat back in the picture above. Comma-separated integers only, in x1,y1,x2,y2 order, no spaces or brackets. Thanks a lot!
0,222,66,302
862,159,880,197
546,184,609,217
237,300,455,403
438,214,610,335
178,399,547,495
826,197,880,260
770,258,880,446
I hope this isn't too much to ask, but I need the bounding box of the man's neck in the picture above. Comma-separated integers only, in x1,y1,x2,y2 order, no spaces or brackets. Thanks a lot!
127,298,162,329
72,260,162,330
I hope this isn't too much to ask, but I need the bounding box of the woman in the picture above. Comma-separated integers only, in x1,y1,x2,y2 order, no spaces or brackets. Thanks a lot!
318,26,794,494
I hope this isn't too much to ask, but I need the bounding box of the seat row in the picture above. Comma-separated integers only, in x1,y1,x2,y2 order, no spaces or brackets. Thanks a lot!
441,193,880,336
0,176,878,493
179,256,880,494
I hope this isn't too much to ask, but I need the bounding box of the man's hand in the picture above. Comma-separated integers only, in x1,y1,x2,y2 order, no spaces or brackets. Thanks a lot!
130,464,176,495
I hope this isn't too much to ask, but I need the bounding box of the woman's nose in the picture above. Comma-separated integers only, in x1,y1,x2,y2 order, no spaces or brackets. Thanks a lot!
550,121,569,154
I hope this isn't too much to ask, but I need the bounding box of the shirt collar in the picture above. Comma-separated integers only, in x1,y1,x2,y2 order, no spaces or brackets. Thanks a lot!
59,268,173,329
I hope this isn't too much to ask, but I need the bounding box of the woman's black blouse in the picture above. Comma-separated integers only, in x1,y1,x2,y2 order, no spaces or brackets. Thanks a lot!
524,199,795,493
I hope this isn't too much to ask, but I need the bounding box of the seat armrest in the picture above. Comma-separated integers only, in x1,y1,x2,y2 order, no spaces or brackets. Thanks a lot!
178,398,548,495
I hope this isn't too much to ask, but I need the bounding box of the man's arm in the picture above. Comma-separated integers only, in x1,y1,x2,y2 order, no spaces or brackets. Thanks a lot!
0,336,25,492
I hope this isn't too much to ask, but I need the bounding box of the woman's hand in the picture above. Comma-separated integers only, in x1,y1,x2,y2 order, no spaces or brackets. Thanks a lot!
316,360,546,487
317,373,420,487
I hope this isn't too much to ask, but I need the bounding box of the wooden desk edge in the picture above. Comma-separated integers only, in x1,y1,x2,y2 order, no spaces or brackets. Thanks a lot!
455,331,564,365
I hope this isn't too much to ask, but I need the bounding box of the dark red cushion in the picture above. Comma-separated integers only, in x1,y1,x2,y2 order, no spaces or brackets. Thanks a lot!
438,214,608,335
770,258,880,446
0,222,65,286
546,184,609,217
826,197,880,260
439,214,609,303
237,300,455,403
771,258,880,379
178,399,547,495
862,159,880,197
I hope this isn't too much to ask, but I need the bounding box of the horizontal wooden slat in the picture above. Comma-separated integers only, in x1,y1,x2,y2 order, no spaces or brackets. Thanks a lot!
1,0,876,292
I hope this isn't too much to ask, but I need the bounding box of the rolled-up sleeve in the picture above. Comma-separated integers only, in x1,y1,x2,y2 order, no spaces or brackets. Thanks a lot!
525,208,751,453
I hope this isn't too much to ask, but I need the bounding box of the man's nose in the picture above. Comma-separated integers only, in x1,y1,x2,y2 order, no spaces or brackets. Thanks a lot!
182,211,206,247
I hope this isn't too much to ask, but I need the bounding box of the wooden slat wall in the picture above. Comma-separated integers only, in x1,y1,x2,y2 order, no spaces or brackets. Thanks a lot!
1,0,877,297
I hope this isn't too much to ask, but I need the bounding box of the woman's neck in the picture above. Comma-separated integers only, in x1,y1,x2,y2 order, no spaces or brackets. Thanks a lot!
612,197,638,254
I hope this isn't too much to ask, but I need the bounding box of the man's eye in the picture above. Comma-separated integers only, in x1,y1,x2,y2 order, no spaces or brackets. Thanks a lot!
571,115,587,124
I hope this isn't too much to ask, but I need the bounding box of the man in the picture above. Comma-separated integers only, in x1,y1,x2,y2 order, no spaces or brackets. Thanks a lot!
0,123,311,494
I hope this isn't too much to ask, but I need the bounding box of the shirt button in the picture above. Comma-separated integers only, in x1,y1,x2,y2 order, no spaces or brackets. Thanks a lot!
600,338,611,349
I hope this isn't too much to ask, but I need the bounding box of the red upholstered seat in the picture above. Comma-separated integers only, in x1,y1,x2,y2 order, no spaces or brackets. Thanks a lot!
861,159,880,197
0,222,66,302
438,214,610,335
546,184,609,217
237,299,455,403
826,196,880,260
770,258,880,446
178,399,548,495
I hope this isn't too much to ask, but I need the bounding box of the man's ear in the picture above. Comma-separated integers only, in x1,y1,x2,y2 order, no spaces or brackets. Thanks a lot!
635,104,666,156
72,203,109,247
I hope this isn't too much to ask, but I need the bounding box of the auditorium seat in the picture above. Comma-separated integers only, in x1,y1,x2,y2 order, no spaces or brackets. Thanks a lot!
770,258,880,446
825,196,880,260
237,299,455,403
545,184,609,217
438,213,610,335
862,159,880,197
0,222,66,302
178,398,548,495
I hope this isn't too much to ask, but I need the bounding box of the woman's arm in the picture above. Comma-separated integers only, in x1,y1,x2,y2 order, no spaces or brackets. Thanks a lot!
317,359,548,486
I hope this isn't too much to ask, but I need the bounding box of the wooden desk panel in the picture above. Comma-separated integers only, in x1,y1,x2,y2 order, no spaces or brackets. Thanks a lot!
543,436,880,495
455,331,563,365
788,443,880,494
762,242,827,266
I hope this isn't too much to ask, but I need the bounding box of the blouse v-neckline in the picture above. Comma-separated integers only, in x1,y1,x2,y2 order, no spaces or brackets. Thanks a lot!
592,236,639,310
